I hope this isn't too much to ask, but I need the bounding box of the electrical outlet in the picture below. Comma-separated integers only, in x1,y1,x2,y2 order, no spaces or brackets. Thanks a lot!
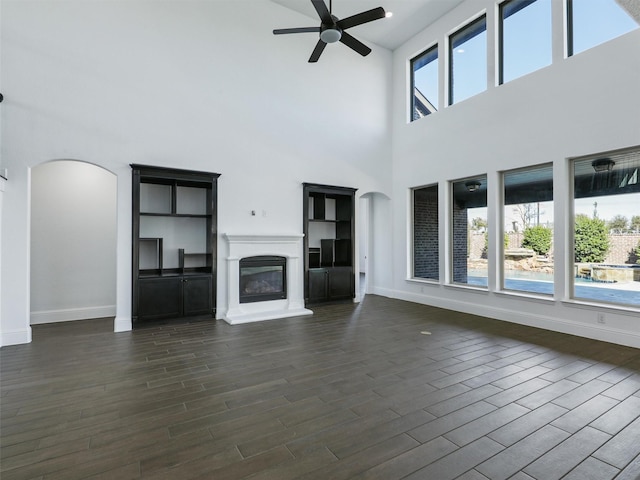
597,313,606,324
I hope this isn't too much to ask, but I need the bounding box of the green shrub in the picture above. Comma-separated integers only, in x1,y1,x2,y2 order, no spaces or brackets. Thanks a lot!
522,225,552,255
635,241,640,265
574,214,609,263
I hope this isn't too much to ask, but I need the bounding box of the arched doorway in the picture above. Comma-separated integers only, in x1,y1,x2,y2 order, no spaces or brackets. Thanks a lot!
358,191,392,301
30,160,117,330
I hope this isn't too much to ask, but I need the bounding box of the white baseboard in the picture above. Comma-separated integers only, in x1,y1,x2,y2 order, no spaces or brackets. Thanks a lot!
370,286,640,349
0,327,32,347
30,305,116,325
114,315,132,332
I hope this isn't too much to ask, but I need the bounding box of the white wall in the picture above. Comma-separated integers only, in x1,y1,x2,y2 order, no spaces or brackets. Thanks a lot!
30,161,117,324
0,177,5,341
385,1,640,348
0,0,392,345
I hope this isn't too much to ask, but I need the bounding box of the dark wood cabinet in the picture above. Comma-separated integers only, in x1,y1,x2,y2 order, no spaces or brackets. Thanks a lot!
308,266,353,303
132,165,220,324
303,183,356,304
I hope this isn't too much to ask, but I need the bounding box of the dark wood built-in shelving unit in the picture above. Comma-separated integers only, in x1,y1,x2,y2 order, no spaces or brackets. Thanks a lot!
132,165,220,324
303,183,356,304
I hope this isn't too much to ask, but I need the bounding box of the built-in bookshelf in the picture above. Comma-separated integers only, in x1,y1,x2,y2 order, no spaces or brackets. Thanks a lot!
303,183,356,304
131,165,220,323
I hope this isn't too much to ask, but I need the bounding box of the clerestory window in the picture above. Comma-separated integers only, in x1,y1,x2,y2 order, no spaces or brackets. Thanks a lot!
449,15,487,106
410,45,438,121
499,0,552,84
568,0,639,57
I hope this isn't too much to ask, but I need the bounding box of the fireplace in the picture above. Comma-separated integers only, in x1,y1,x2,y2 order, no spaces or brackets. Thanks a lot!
223,234,313,324
239,256,286,303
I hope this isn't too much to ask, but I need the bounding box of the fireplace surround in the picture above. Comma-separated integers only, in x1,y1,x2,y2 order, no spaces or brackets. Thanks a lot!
223,234,313,324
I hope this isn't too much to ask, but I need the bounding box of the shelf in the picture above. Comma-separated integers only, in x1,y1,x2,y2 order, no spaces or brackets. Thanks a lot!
132,164,220,323
140,212,209,218
179,249,211,271
139,270,181,278
139,238,163,270
303,183,356,305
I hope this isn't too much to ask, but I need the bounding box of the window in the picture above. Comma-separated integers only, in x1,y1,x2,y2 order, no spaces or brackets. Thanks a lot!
503,164,554,295
568,0,639,56
449,15,487,105
572,148,640,307
499,0,552,84
413,185,439,280
411,45,438,121
451,176,487,286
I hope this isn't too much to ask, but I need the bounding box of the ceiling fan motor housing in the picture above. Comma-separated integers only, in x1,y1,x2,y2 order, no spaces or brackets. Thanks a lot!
320,24,342,43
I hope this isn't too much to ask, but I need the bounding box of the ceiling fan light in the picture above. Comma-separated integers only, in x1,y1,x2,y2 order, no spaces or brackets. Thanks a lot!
320,28,342,43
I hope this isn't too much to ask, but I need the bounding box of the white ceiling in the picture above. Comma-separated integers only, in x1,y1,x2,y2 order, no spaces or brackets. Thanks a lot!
269,0,466,51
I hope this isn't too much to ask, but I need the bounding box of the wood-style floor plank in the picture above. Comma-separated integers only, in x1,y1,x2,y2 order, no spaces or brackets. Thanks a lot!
2,295,640,479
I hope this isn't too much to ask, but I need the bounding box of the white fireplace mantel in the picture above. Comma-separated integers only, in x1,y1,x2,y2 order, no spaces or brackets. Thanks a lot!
223,233,313,324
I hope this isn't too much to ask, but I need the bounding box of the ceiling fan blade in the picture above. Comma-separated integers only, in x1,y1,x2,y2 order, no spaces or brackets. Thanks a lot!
309,39,327,63
339,32,371,56
273,27,321,35
311,0,332,24
337,7,386,30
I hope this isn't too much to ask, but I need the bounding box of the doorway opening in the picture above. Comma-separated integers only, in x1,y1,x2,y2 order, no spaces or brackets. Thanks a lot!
30,160,117,329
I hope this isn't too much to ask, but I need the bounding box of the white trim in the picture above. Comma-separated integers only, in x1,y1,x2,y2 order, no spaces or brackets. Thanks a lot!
30,305,116,324
0,328,32,346
222,233,313,324
371,287,640,349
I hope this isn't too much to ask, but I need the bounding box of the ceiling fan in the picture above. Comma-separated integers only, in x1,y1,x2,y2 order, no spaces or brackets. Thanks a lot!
273,0,387,63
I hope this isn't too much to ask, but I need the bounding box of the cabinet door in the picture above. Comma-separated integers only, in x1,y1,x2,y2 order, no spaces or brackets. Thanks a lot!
308,269,328,302
138,277,182,320
183,275,212,316
328,267,353,299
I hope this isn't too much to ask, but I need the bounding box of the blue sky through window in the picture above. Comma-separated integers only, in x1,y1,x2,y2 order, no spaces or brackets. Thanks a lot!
412,46,438,118
571,0,639,55
450,16,487,105
502,0,552,84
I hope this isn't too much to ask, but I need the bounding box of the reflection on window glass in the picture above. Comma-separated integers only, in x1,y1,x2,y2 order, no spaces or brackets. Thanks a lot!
449,15,487,105
452,176,487,286
411,46,438,121
569,0,639,56
503,164,554,295
413,185,439,280
500,0,552,84
573,149,640,307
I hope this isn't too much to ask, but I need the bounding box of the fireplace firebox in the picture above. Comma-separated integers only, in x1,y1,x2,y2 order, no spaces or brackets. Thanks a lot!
239,256,287,303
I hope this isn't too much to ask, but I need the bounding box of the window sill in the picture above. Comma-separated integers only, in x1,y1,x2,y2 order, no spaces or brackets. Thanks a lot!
444,283,488,294
493,289,555,305
561,299,640,317
406,277,440,286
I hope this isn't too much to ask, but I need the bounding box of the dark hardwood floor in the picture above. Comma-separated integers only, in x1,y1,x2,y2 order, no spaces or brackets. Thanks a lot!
2,295,640,479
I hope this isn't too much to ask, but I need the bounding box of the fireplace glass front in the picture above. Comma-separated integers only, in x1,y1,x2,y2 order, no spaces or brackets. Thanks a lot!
239,256,287,303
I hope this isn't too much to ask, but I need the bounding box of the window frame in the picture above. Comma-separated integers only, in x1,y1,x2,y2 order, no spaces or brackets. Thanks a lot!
570,146,640,308
501,163,554,297
448,14,487,106
566,0,639,58
410,44,439,122
411,183,440,281
498,0,551,85
450,175,488,287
